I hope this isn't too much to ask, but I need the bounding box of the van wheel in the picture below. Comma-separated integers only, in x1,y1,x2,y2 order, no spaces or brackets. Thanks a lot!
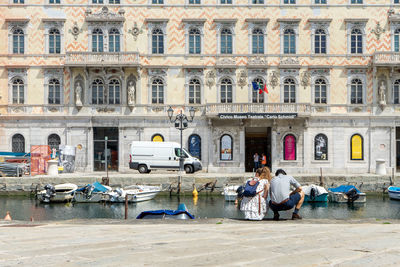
138,165,148,174
184,165,194,174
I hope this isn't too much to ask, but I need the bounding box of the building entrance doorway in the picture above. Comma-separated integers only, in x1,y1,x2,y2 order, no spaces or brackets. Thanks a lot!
245,127,271,172
93,127,119,172
397,127,400,172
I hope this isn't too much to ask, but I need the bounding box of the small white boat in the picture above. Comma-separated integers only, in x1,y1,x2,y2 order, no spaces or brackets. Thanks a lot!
222,185,240,201
388,186,400,200
302,184,329,202
104,185,161,203
328,185,366,203
37,183,78,203
73,182,112,203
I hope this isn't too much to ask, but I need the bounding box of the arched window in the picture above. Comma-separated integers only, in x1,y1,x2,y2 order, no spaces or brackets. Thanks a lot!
394,29,400,52
351,78,363,104
220,134,233,160
283,28,296,54
351,28,363,54
314,134,328,160
49,28,61,54
92,79,105,104
13,28,24,54
189,28,201,54
109,28,120,52
12,134,25,153
350,134,364,160
394,79,400,104
12,78,24,104
188,134,201,160
152,134,164,142
221,28,233,54
48,134,61,151
220,78,233,103
283,134,296,160
314,29,326,54
92,28,104,52
152,78,164,104
108,79,120,104
188,78,201,104
152,28,164,54
252,28,264,54
283,78,296,103
314,78,327,104
48,78,61,104
252,78,265,103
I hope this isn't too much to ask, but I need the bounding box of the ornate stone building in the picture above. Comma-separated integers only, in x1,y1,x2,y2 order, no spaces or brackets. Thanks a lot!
1,0,400,174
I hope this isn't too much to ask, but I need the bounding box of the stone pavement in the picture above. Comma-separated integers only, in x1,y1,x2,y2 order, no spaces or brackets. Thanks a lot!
0,219,399,266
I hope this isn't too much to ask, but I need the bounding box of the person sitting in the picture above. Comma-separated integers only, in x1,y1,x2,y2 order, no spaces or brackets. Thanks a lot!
269,169,305,220
240,168,270,220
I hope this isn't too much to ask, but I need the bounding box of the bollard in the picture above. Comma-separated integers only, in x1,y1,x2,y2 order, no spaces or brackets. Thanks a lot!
124,194,128,220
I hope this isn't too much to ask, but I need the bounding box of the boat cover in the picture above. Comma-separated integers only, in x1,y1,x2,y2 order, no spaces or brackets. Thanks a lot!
136,210,195,219
328,185,361,194
76,181,109,193
302,184,328,196
388,186,400,192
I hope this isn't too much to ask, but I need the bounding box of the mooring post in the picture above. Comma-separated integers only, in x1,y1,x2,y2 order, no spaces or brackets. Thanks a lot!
177,175,182,194
391,167,395,185
124,194,128,220
319,167,324,187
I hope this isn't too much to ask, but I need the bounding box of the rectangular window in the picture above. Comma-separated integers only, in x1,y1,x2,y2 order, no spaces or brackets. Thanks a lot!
252,0,264,3
395,0,400,3
351,0,362,3
283,0,295,3
315,0,326,3
189,0,200,3
13,0,24,3
109,0,120,3
49,0,60,3
92,0,104,3
152,0,164,3
221,0,232,3
395,35,400,52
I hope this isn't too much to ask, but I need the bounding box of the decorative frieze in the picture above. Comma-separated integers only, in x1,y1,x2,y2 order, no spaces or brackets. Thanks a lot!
85,7,125,22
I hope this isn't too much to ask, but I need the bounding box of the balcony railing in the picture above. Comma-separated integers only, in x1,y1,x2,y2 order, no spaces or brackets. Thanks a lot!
373,52,400,66
205,103,311,116
65,52,140,66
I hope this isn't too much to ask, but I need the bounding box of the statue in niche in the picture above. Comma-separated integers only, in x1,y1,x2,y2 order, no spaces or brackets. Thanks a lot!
127,80,136,105
378,81,386,106
75,82,83,107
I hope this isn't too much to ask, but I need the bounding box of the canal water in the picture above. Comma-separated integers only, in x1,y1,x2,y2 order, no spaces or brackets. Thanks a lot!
0,194,399,221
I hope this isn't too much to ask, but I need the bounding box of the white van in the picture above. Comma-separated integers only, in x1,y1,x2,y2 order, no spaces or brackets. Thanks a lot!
129,141,202,174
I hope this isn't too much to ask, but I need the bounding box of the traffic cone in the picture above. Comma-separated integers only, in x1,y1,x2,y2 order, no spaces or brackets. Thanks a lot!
4,211,12,221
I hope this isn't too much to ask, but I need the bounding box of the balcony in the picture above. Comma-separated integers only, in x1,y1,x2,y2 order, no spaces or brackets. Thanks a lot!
65,52,140,67
373,52,400,66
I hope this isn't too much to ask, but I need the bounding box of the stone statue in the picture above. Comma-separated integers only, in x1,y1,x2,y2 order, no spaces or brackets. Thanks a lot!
75,82,82,106
378,81,386,105
127,81,136,105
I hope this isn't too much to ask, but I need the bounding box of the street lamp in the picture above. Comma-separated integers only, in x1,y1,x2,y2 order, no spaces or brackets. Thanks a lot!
167,106,195,173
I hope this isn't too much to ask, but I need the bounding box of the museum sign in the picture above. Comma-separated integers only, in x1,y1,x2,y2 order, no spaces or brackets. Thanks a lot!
218,113,298,119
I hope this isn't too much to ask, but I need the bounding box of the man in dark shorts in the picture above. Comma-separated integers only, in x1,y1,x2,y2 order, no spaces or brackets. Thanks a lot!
269,169,305,220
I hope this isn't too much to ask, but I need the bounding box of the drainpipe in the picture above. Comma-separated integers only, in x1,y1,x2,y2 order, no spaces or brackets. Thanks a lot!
368,116,371,174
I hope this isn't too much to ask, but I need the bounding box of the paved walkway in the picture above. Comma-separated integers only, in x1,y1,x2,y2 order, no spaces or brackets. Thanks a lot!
0,219,399,266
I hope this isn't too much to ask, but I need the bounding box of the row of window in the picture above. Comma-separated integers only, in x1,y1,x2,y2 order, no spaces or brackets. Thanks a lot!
10,76,400,105
11,25,389,55
11,133,61,153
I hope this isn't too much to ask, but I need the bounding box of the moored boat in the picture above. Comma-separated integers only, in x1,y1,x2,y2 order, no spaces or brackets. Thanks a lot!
388,186,400,200
222,185,240,201
136,203,195,219
73,181,112,203
328,185,366,203
302,184,328,202
104,185,161,203
37,183,78,203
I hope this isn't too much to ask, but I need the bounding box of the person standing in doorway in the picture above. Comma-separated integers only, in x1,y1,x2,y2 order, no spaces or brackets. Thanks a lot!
253,152,260,171
261,153,267,168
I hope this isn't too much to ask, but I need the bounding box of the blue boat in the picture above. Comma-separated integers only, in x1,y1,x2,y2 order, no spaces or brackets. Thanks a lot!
388,186,400,200
136,203,195,220
303,185,328,202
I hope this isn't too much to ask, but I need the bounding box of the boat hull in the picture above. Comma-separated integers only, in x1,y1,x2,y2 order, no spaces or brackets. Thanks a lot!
73,192,106,203
105,190,160,203
388,187,400,200
328,192,366,203
37,183,77,203
305,193,328,202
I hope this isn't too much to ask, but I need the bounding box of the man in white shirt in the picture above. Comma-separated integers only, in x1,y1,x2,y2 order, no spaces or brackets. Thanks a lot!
269,169,305,220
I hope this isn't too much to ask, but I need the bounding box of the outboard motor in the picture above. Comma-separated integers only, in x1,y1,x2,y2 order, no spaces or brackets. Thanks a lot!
83,185,95,199
42,184,56,203
115,188,123,196
310,187,317,201
346,188,360,203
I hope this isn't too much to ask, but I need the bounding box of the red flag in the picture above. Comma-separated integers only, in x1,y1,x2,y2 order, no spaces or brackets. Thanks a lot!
258,89,262,94
263,83,269,94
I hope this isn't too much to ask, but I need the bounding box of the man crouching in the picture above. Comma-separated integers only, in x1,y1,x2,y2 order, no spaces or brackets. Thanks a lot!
269,169,305,220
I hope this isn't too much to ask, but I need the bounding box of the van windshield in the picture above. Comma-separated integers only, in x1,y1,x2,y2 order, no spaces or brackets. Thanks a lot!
174,148,189,158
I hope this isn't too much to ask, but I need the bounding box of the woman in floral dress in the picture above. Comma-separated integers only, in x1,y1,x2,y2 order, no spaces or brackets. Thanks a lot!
240,167,270,220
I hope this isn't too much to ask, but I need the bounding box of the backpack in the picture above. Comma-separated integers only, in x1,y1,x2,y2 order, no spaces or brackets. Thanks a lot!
242,179,260,197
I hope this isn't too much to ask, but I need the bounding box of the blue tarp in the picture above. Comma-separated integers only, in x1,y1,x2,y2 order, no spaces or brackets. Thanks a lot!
136,210,195,219
388,186,400,192
328,185,361,194
76,181,109,193
0,152,30,157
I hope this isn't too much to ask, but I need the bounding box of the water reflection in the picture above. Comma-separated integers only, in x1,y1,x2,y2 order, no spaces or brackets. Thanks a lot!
0,194,400,221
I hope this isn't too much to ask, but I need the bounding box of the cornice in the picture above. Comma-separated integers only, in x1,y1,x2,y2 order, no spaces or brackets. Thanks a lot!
277,18,301,23
145,18,169,23
42,18,67,22
5,18,29,22
213,19,238,23
308,18,332,23
344,18,369,23
181,18,207,23
245,18,270,23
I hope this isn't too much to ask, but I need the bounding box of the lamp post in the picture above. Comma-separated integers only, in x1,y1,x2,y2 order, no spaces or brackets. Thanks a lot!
167,106,196,174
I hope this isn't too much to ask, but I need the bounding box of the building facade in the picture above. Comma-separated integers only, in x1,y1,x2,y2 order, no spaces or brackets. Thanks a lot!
1,0,400,174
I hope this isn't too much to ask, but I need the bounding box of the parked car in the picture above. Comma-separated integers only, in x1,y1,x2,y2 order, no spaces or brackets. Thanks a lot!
129,141,202,174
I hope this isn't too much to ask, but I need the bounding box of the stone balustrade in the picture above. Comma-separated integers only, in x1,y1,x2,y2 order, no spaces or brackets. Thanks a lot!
65,52,140,66
373,52,400,66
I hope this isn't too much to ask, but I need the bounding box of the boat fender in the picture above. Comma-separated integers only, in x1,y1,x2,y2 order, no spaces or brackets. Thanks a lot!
192,187,198,197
